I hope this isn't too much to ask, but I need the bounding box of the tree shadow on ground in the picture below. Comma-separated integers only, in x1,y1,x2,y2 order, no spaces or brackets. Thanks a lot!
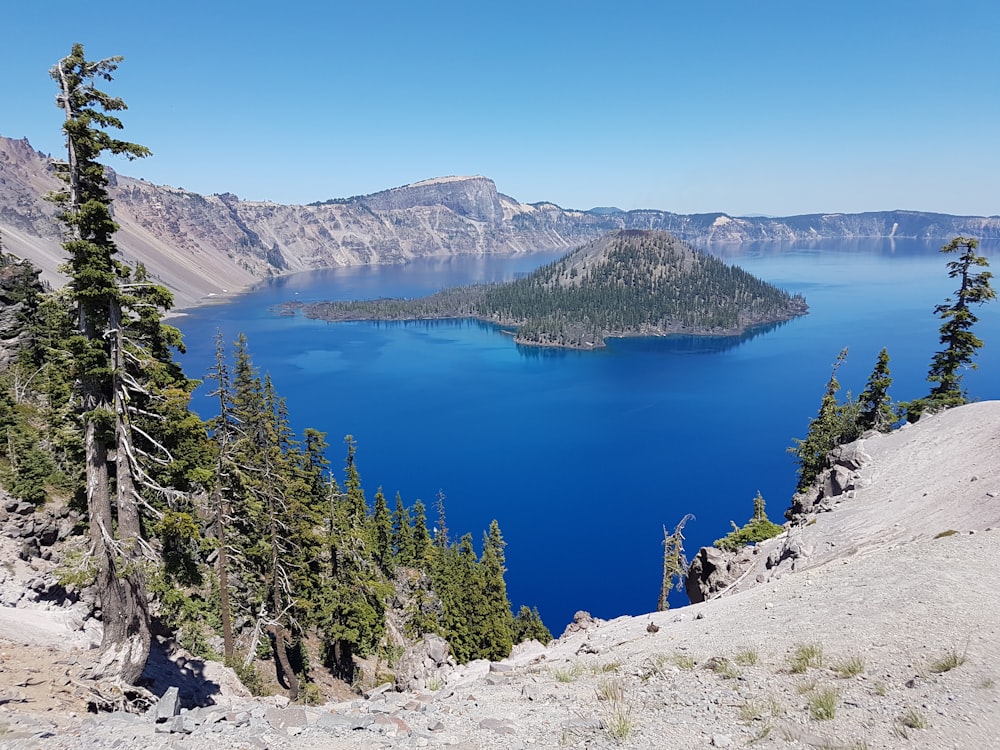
140,636,221,709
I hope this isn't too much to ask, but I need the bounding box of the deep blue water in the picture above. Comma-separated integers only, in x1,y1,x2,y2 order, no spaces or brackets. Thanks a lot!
172,239,1000,633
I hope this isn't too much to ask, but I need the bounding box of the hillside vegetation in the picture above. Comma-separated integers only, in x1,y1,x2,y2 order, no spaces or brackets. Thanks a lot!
291,230,808,348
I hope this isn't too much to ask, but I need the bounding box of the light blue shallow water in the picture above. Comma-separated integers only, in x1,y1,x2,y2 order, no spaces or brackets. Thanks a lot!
173,239,1000,632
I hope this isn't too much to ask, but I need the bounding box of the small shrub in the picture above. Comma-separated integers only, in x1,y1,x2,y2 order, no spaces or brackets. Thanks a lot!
670,652,697,670
594,660,622,674
426,676,443,691
299,682,323,705
714,492,784,552
740,695,782,723
934,529,958,539
640,653,670,680
228,658,269,696
597,679,634,744
978,676,995,689
807,687,838,720
788,643,823,673
898,708,926,729
767,694,785,715
739,700,766,723
734,648,759,666
928,645,967,674
552,662,585,683
831,655,865,678
596,678,626,703
705,656,740,679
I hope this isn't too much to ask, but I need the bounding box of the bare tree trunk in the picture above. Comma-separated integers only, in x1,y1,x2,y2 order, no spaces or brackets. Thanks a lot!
214,479,234,660
269,485,298,700
86,302,151,686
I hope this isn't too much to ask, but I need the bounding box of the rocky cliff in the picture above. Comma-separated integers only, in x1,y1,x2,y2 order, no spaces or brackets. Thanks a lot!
3,134,1000,309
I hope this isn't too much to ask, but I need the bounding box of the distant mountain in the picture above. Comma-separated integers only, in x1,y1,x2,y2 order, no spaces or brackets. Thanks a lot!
288,230,808,349
2,135,999,308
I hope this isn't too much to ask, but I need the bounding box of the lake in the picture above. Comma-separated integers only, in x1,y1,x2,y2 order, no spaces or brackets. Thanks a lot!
173,238,1000,633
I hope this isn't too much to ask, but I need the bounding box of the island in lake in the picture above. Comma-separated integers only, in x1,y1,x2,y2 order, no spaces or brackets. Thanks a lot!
282,230,808,349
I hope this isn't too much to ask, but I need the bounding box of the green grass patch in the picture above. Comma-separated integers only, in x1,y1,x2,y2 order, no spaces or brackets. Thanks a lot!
928,645,967,674
734,648,759,666
898,708,926,729
807,687,839,720
788,643,824,673
831,655,865,678
552,662,586,683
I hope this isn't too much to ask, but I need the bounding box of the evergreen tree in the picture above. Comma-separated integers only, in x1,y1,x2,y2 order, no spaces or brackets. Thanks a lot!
788,348,861,492
433,489,449,548
512,606,552,644
49,43,163,684
371,487,394,575
924,237,995,409
205,331,236,659
857,348,894,432
713,492,783,552
478,520,514,660
391,492,415,566
411,498,431,563
319,438,391,680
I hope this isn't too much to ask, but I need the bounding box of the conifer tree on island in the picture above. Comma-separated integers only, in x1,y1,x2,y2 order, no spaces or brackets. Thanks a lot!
49,43,178,685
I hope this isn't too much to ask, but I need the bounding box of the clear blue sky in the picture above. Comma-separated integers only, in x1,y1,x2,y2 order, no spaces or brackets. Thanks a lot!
4,1,999,216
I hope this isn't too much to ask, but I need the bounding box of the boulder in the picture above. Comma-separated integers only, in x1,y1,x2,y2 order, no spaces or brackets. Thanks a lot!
392,633,454,691
685,546,753,604
153,686,181,722
560,610,601,637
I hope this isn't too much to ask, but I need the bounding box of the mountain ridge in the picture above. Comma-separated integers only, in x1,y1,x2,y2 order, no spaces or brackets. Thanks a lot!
3,134,1000,309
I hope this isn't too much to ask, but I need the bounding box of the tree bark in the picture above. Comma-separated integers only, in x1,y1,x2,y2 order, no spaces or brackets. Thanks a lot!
82,302,152,686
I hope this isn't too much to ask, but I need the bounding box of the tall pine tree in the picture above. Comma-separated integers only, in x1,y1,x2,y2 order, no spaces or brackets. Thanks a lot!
50,43,172,685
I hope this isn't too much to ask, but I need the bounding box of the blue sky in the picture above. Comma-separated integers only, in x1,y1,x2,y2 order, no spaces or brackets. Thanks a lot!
4,1,999,216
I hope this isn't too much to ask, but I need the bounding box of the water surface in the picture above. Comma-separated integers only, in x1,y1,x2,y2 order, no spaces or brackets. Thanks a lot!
175,239,1000,631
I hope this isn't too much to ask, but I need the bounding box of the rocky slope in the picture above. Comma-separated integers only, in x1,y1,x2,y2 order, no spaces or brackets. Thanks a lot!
3,135,1000,309
1,401,998,749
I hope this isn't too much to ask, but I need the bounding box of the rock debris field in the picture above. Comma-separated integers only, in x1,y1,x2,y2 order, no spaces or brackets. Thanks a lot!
1,402,998,749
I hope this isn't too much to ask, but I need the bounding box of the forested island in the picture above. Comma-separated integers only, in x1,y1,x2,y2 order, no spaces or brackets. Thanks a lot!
284,230,808,348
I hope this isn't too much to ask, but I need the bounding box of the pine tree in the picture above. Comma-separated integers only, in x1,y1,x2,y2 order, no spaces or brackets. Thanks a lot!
478,520,514,660
512,606,552,644
319,438,391,680
205,331,236,659
924,237,995,409
391,492,415,566
371,487,394,575
49,43,161,684
411,499,431,563
789,348,861,491
857,348,894,432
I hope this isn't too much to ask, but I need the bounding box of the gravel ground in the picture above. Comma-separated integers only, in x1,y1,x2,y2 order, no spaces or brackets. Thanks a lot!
1,402,998,750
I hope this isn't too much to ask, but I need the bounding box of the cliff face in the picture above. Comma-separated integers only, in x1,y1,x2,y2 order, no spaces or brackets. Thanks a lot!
3,135,1000,308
